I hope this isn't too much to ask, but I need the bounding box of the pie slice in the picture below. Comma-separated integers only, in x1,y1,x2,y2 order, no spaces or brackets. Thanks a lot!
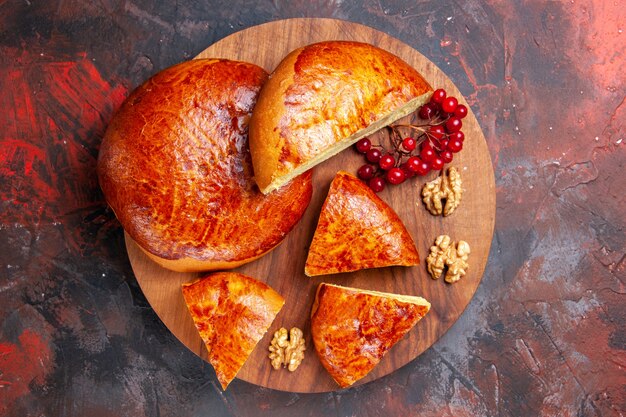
310,283,431,388
305,171,420,276
181,272,284,390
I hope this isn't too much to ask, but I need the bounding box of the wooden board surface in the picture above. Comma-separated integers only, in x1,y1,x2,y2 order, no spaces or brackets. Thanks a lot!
125,18,496,393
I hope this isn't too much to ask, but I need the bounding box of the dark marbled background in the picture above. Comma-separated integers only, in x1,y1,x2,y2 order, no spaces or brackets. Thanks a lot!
1,1,624,416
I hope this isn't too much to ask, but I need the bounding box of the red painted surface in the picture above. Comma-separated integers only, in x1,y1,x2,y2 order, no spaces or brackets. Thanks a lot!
0,50,126,226
0,330,53,414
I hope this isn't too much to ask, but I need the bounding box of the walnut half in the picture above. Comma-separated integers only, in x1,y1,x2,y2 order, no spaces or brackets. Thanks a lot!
268,327,305,372
426,235,471,283
421,167,463,216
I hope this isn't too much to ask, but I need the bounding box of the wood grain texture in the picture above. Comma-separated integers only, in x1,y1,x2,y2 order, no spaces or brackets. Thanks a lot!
125,18,496,392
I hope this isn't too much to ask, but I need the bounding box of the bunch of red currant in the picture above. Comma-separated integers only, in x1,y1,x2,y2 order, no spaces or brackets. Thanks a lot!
354,88,468,192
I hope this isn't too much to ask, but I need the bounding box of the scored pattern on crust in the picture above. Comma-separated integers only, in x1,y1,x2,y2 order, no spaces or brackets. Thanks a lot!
97,59,312,269
305,171,420,276
311,283,430,388
249,41,433,193
182,272,285,390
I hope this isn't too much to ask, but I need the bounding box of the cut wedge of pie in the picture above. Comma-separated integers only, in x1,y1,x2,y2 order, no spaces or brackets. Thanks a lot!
305,171,419,276
310,283,431,388
181,272,284,390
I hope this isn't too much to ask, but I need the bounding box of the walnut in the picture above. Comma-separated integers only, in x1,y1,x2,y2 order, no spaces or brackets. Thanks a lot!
268,328,288,370
445,240,470,283
426,235,470,283
426,234,451,279
421,167,463,216
268,327,305,372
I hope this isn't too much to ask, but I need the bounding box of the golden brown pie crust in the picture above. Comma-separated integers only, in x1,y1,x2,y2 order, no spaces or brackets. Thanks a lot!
97,59,312,271
182,272,284,390
310,283,430,388
305,171,419,276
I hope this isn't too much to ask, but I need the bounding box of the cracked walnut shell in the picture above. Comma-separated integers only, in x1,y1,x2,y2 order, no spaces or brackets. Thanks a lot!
268,327,305,372
421,167,463,216
426,235,470,283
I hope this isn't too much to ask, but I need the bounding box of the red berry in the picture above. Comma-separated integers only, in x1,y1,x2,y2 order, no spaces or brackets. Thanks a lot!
431,157,444,171
431,88,447,104
439,138,449,151
441,96,458,113
366,148,382,163
378,154,395,170
448,138,463,153
401,137,417,152
429,125,445,140
355,138,371,153
407,156,431,176
415,159,431,176
400,162,416,178
445,117,462,133
406,156,421,172
441,149,454,163
420,144,436,163
418,103,436,119
450,131,465,143
454,104,468,119
357,164,375,180
368,177,385,193
386,167,406,185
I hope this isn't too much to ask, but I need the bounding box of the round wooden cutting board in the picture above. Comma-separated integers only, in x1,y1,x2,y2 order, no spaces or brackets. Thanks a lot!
125,18,495,393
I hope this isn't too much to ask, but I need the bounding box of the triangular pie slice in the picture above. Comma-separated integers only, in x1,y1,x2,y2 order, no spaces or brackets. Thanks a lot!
310,283,430,388
181,272,284,390
305,171,420,276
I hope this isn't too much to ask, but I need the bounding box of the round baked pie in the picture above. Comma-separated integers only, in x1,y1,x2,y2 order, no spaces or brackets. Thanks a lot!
98,59,313,272
249,41,433,194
